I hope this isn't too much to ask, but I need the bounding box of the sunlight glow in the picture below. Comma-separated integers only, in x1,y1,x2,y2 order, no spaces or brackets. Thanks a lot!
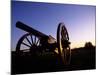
71,40,95,49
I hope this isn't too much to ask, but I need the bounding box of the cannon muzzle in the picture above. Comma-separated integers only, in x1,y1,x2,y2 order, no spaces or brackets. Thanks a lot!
16,21,49,39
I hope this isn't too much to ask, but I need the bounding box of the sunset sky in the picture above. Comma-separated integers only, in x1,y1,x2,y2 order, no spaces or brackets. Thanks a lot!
11,1,96,51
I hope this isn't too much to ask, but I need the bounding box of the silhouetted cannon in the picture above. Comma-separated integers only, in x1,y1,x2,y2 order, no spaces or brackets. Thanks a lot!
16,21,71,65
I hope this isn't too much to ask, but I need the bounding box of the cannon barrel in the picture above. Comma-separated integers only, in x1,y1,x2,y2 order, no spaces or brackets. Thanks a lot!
16,21,49,39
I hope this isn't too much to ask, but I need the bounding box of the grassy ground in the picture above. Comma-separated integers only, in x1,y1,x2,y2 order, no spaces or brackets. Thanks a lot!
11,46,96,74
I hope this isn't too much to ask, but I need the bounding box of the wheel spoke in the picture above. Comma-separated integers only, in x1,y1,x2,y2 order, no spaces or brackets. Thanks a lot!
21,49,30,52
26,36,32,46
30,34,33,44
20,49,29,51
36,39,40,45
34,36,36,44
22,42,31,47
63,48,66,59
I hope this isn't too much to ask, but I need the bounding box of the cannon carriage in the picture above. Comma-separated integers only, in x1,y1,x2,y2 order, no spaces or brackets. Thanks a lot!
16,21,71,65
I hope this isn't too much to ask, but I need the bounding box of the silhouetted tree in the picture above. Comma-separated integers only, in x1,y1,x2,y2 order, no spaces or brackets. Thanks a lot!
84,42,93,48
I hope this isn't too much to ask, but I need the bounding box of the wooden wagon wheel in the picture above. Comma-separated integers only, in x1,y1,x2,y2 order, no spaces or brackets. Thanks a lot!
57,23,71,65
16,33,41,56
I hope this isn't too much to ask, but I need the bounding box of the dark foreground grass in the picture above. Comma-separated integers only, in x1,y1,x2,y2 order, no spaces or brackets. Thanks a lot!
11,46,96,75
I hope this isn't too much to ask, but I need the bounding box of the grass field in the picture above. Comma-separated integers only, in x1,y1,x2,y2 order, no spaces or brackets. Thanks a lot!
11,46,96,74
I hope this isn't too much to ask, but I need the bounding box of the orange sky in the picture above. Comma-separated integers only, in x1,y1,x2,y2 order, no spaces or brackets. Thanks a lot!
70,40,95,49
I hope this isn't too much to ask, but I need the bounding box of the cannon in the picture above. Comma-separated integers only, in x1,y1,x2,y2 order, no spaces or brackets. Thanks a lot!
16,21,71,65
